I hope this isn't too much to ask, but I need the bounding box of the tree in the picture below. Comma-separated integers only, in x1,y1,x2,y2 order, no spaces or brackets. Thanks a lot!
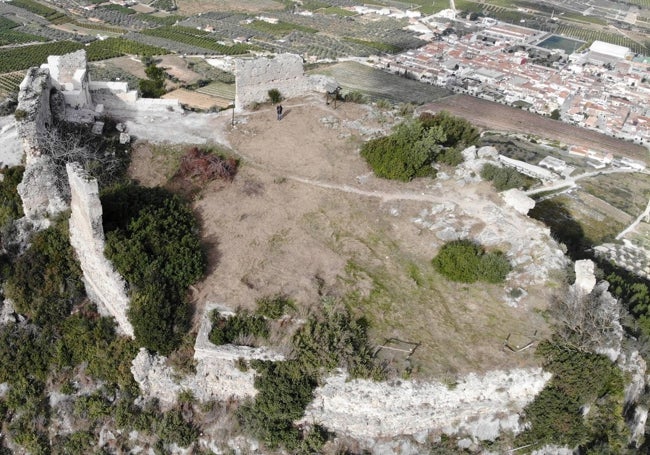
360,119,445,181
139,63,166,98
432,240,511,283
550,108,561,120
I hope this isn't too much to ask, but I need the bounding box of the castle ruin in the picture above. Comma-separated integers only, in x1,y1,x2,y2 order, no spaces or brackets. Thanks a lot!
234,53,336,111
66,162,133,336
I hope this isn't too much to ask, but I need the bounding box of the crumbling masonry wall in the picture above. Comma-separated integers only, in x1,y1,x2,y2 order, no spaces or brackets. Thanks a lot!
16,66,69,220
67,162,133,337
235,53,324,111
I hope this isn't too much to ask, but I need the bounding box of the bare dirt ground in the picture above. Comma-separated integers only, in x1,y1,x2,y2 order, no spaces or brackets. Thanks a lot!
158,55,201,85
129,96,558,378
104,56,147,80
176,0,283,15
162,88,228,110
422,95,649,161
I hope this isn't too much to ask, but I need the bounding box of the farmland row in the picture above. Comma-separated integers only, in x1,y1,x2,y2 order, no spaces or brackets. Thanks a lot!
0,38,169,73
0,16,48,46
140,26,252,54
9,0,67,24
195,81,235,99
0,71,26,96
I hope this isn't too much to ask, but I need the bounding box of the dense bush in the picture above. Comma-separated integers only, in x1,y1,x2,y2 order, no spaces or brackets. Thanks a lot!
238,298,383,451
103,185,205,355
360,120,443,181
432,240,511,284
267,88,282,104
361,112,478,182
516,341,627,451
480,163,536,191
0,165,23,225
209,309,269,346
418,110,479,149
238,360,318,449
293,298,384,379
5,220,85,327
256,294,295,319
139,63,166,98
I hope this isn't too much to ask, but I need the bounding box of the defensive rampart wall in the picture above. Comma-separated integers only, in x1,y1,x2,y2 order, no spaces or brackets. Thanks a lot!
66,162,133,336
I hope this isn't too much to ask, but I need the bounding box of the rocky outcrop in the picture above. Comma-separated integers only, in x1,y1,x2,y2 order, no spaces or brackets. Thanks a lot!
501,188,535,215
302,368,551,444
131,348,258,409
66,162,133,337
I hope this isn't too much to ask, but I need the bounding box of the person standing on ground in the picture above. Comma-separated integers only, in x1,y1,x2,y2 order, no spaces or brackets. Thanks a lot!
276,104,283,120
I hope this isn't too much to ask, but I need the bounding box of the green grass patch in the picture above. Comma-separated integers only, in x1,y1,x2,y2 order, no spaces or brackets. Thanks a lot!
579,173,650,217
320,6,356,16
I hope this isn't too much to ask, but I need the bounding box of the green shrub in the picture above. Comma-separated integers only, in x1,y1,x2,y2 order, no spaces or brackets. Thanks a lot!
344,90,365,103
418,110,479,149
256,294,295,319
128,285,190,355
13,108,27,120
209,309,269,346
238,360,317,449
0,165,24,228
103,185,205,355
293,299,384,379
268,88,282,104
360,120,442,181
156,409,199,448
480,163,536,191
516,341,627,451
5,220,85,327
432,240,511,284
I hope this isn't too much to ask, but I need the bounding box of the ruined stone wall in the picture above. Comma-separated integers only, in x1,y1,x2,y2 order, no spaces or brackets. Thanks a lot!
66,162,133,337
46,50,92,109
15,67,69,220
235,54,314,111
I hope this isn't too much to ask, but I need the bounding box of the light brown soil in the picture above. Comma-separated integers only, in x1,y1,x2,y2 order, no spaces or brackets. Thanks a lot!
162,88,229,110
158,55,201,84
129,97,554,378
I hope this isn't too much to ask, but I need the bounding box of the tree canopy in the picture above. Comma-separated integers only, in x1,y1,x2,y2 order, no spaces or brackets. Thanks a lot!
360,111,478,181
432,240,511,283
103,185,205,355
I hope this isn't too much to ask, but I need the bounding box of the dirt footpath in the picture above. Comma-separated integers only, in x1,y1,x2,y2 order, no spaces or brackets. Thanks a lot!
130,96,559,378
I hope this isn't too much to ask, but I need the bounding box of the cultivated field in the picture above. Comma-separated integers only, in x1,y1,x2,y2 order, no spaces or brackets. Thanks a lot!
579,173,650,217
176,0,283,15
311,61,453,104
422,95,649,161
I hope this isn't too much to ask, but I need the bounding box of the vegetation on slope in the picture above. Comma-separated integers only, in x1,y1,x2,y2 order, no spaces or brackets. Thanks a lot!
102,185,206,355
432,240,511,284
360,111,478,181
481,162,537,191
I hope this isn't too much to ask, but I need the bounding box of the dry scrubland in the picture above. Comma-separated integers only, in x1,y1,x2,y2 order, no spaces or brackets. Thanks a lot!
130,98,553,378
